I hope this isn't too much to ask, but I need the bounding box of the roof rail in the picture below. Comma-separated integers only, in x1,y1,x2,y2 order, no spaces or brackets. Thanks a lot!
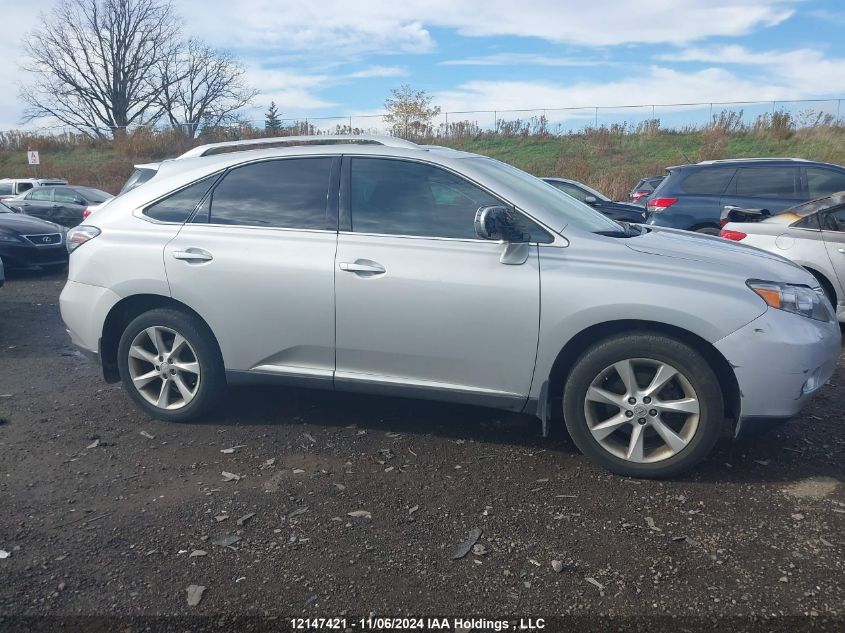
177,135,420,159
697,157,810,165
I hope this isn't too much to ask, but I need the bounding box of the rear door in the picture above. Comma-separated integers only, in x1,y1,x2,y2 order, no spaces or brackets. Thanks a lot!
19,187,55,221
722,166,804,217
164,157,340,380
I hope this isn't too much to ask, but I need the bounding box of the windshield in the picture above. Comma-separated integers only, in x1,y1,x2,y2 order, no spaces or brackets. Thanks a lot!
464,158,623,233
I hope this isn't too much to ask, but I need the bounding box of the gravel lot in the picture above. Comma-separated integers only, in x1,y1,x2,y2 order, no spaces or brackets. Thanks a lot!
0,270,843,630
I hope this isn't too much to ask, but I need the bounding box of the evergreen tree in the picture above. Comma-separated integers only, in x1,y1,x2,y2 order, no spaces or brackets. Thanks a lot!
265,101,282,132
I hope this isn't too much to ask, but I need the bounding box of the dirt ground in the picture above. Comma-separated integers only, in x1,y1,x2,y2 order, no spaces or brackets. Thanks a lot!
0,270,843,631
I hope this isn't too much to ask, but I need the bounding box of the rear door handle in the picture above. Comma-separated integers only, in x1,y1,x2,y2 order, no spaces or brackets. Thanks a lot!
173,248,213,262
339,260,385,274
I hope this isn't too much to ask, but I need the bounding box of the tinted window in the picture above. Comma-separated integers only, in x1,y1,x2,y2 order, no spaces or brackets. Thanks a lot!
680,168,735,195
790,213,821,230
735,167,798,198
207,158,332,229
120,168,157,194
30,188,52,201
17,182,33,193
144,176,218,223
54,188,81,203
351,158,548,241
0,183,12,196
806,168,845,199
75,187,111,203
823,208,845,232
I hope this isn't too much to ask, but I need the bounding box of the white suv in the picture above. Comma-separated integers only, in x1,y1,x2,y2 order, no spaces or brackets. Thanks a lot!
59,136,840,477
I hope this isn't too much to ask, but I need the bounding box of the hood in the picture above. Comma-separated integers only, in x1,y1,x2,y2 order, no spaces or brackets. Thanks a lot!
626,226,814,286
0,212,65,234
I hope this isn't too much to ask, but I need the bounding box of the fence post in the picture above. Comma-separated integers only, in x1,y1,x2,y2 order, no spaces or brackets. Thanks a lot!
494,110,497,133
445,111,448,138
709,103,713,126
838,99,841,123
349,116,352,133
595,107,598,128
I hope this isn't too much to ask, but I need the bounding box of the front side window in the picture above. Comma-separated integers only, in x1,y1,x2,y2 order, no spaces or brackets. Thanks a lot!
54,188,80,203
806,168,845,199
735,167,799,198
205,158,333,229
549,181,588,202
143,175,218,223
350,158,549,241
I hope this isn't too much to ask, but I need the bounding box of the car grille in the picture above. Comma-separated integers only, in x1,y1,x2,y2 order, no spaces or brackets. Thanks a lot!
23,233,63,246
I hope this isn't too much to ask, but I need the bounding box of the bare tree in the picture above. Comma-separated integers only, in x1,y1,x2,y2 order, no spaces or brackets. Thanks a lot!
20,0,181,138
157,39,257,139
383,85,441,140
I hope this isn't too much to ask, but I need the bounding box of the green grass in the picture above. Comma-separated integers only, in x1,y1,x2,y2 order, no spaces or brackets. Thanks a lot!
2,127,844,199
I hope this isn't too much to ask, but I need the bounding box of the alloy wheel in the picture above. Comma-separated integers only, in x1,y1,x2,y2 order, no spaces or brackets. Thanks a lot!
583,358,700,463
126,326,200,410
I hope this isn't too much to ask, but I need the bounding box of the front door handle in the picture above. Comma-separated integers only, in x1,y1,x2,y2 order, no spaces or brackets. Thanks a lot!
339,260,385,274
173,248,213,262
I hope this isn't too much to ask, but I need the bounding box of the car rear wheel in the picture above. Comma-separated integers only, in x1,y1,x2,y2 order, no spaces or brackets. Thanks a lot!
562,332,723,478
117,308,225,422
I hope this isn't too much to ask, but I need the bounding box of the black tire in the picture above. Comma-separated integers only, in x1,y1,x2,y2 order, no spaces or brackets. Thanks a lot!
695,226,720,236
806,269,837,307
117,308,225,422
562,332,723,478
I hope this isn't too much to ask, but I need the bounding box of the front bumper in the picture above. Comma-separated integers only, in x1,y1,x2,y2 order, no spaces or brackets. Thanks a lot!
714,307,841,436
0,241,68,268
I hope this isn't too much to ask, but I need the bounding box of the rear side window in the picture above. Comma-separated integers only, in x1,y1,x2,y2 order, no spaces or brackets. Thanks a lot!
735,167,799,198
680,168,735,195
205,158,333,229
144,176,218,223
806,168,845,199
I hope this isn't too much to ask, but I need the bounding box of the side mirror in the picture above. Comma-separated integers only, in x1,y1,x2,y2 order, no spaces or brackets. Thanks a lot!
584,195,597,205
474,206,528,242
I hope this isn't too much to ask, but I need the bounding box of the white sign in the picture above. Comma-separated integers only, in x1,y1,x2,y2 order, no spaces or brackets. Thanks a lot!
27,150,40,165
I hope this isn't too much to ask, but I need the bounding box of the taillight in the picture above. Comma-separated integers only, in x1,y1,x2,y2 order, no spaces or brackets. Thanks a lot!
67,226,101,253
82,207,93,220
719,229,747,241
630,191,648,202
647,197,678,213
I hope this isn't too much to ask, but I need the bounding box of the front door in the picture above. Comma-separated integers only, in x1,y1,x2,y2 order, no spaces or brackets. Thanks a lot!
164,156,340,380
334,156,544,409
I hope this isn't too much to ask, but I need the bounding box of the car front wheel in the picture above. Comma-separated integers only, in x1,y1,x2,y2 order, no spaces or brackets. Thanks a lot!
117,308,225,422
562,333,723,478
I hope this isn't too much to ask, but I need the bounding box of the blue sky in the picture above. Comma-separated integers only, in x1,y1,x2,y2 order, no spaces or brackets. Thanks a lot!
3,0,845,130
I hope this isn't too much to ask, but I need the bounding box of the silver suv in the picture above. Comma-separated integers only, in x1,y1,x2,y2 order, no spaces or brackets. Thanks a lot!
59,136,841,477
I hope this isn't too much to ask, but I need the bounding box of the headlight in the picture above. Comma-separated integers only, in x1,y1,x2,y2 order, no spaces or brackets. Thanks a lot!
0,233,21,243
747,280,833,321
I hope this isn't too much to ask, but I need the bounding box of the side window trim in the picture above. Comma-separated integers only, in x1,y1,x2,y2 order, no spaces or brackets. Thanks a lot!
141,171,225,225
342,155,553,244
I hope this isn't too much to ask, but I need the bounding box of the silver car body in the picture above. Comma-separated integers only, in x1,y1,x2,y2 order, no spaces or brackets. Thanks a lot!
60,136,841,436
724,211,845,323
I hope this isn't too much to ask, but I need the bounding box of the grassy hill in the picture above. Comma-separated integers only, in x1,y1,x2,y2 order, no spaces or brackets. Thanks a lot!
2,126,844,200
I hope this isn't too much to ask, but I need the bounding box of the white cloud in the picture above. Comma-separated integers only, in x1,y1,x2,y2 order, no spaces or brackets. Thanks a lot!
659,45,845,95
434,67,794,113
441,53,610,67
181,0,797,51
348,65,409,79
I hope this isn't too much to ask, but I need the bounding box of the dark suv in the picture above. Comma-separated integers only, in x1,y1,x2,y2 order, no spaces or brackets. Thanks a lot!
645,158,845,234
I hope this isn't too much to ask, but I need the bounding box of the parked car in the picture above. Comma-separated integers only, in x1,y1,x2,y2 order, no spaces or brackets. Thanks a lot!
720,192,845,322
542,178,646,223
0,201,68,269
0,178,68,202
646,158,845,234
629,175,664,205
59,135,840,478
7,185,113,227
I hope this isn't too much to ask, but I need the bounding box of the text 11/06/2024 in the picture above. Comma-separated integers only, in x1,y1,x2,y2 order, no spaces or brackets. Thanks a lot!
289,617,547,630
